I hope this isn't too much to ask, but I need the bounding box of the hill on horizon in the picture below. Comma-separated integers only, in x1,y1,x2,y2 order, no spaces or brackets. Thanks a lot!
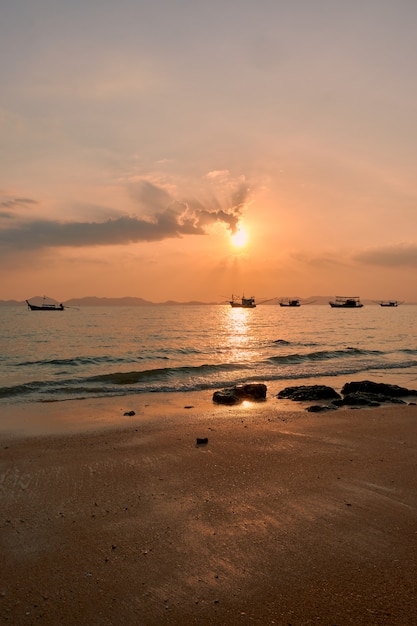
1,296,412,306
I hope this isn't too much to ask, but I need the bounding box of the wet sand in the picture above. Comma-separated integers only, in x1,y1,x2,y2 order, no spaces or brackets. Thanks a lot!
1,395,416,625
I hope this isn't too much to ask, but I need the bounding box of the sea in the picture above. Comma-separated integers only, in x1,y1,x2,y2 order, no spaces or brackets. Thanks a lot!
1,303,417,409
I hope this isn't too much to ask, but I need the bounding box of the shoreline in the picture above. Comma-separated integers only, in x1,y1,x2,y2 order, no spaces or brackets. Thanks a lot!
1,398,416,625
2,370,417,439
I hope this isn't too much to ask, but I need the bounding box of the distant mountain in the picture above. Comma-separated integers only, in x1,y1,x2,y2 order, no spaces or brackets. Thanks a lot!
64,296,154,306
0,296,214,306
158,299,217,306
0,299,23,306
64,297,215,306
1,296,414,306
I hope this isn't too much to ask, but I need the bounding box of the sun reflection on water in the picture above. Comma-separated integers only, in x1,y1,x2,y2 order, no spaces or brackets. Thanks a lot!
219,307,259,363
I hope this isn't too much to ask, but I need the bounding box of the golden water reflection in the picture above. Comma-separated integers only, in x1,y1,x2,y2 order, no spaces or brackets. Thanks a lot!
219,307,259,363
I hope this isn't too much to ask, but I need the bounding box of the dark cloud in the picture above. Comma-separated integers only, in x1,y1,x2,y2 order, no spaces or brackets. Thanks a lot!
0,206,235,251
0,212,194,250
129,179,248,234
0,180,249,251
183,181,248,234
354,243,417,268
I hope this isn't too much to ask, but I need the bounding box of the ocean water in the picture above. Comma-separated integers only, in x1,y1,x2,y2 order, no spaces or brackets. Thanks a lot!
1,303,417,406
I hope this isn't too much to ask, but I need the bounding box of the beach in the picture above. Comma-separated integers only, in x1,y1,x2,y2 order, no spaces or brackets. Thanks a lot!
1,394,416,625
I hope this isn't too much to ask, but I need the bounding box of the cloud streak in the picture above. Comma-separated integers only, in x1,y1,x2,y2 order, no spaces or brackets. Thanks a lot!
0,196,38,221
0,197,38,209
354,243,417,268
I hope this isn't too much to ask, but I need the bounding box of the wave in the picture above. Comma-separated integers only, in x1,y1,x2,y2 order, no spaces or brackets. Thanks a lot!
16,356,129,367
2,356,417,402
267,347,381,365
13,346,207,370
86,362,247,384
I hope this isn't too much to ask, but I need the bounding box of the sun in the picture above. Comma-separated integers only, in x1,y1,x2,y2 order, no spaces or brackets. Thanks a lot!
231,225,248,247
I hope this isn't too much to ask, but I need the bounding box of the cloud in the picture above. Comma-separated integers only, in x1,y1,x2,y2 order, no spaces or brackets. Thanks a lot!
0,178,250,252
129,178,248,231
0,197,38,210
0,196,38,221
128,180,173,214
0,212,196,250
354,243,417,268
0,197,241,251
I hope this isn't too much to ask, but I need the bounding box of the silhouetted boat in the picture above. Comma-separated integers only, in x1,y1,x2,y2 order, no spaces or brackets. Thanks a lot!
380,300,399,307
329,296,363,308
26,298,64,311
279,299,300,307
230,295,256,308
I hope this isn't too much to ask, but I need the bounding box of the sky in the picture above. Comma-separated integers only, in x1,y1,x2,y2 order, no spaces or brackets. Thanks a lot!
1,0,417,302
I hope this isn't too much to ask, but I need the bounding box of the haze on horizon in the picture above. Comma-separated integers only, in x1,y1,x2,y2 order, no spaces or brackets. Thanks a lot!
1,1,417,302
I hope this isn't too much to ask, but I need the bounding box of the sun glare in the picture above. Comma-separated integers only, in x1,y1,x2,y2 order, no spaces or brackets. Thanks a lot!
231,226,248,247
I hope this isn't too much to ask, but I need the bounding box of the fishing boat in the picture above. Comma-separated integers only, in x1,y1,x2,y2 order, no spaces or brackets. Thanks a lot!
329,296,363,308
26,298,65,311
279,299,300,307
229,295,256,308
380,300,399,307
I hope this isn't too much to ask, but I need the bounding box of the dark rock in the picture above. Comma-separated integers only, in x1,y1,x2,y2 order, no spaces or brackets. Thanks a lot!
123,410,135,416
241,383,267,400
341,380,417,397
277,385,341,402
212,389,239,405
196,437,208,445
306,404,336,412
212,383,267,405
337,394,381,407
335,391,407,407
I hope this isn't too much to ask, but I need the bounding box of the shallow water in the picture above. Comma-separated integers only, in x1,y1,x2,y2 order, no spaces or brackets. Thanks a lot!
1,303,417,406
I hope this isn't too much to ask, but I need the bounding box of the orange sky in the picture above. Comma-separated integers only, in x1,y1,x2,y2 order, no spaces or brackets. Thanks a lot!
2,1,417,302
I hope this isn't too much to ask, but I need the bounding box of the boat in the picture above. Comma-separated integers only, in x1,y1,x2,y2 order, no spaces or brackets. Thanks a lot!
329,296,363,308
26,298,65,311
230,295,256,308
279,299,300,307
380,300,399,307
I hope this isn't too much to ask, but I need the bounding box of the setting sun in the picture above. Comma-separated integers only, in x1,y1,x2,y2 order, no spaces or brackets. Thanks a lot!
231,225,248,247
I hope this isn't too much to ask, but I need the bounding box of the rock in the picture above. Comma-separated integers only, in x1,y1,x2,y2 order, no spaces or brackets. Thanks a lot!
306,404,336,412
212,389,239,404
212,383,267,405
334,392,407,407
341,380,417,397
333,380,416,407
196,437,208,445
277,385,341,402
241,383,267,400
334,393,382,407
123,410,135,416
277,379,416,411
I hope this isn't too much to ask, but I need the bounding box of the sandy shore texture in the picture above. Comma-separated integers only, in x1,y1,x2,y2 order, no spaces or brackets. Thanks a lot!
1,396,417,625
